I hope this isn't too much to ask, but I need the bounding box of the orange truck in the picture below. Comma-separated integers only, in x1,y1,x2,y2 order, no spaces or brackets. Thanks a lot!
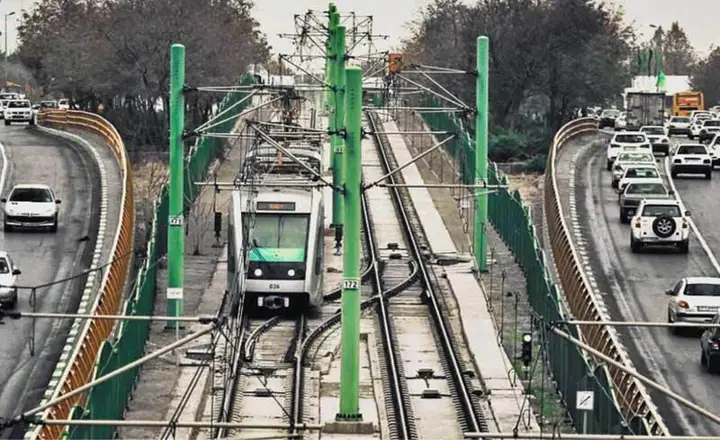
673,91,704,116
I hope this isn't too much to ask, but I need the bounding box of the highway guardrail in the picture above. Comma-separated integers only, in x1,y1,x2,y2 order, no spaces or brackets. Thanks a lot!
545,117,667,435
31,110,135,439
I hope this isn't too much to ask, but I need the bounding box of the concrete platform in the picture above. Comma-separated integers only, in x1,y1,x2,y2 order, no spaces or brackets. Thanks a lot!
379,117,538,433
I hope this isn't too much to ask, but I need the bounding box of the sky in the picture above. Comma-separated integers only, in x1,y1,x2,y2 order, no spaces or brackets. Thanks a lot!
2,1,717,57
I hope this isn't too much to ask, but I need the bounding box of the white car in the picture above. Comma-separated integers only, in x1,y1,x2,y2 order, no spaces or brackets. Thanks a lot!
630,199,689,253
3,99,34,125
667,277,720,333
670,143,713,179
699,119,720,143
689,114,713,139
1,184,61,232
690,110,713,120
617,165,663,193
606,132,651,170
639,125,670,155
708,134,720,166
57,99,70,110
0,251,21,308
666,116,691,136
611,150,656,188
615,112,627,130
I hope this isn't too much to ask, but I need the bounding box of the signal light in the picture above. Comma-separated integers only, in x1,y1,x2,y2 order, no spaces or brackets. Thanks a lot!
521,332,532,367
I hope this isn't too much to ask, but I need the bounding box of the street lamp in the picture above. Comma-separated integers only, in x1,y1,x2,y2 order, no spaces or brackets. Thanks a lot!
4,11,15,90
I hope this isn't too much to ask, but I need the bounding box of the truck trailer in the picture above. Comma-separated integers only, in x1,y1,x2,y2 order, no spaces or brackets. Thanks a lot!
624,92,666,130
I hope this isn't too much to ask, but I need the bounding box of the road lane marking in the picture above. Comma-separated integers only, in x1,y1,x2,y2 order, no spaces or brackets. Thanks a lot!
0,139,7,196
663,156,720,275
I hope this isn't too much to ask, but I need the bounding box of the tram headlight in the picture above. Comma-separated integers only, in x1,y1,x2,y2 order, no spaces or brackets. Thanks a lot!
287,269,296,277
253,268,263,277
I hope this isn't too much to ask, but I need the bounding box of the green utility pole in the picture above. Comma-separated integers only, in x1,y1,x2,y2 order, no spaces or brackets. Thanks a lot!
474,36,489,273
337,65,363,421
167,43,186,330
323,3,336,112
331,24,347,253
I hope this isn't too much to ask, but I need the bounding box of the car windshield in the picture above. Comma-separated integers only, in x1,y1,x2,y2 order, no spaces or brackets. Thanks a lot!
677,145,707,155
625,183,666,195
625,168,659,178
684,283,720,296
641,127,664,135
615,134,645,143
704,120,720,127
0,257,9,274
9,187,53,203
641,205,681,217
40,101,58,108
618,153,653,163
671,117,690,123
602,110,620,117
7,100,30,108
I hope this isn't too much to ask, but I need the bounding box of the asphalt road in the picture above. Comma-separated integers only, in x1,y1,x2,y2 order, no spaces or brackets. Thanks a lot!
563,131,720,436
0,123,99,437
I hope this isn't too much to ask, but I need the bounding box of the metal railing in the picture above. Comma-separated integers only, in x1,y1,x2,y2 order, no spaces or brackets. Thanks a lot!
544,117,667,435
33,110,135,439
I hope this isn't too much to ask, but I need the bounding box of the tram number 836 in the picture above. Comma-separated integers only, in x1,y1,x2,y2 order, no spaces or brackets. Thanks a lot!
268,283,281,290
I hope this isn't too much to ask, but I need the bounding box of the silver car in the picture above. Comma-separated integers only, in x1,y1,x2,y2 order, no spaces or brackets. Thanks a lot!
0,251,21,308
667,277,720,333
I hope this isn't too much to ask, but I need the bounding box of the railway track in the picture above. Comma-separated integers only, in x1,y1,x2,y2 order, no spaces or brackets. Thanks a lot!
364,110,488,438
207,110,487,440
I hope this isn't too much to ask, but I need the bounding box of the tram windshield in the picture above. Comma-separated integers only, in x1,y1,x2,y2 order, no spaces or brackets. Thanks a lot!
245,214,310,262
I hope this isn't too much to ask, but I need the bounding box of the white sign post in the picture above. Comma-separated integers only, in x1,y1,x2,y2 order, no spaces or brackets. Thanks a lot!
576,390,594,434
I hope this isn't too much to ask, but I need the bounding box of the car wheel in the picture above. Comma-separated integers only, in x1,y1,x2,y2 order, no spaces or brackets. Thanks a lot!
606,160,613,171
50,215,58,233
619,208,628,224
4,220,12,233
29,118,35,126
630,236,641,253
4,120,9,126
611,179,618,189
678,240,689,254
702,349,707,366
671,170,678,178
668,311,679,335
706,171,712,180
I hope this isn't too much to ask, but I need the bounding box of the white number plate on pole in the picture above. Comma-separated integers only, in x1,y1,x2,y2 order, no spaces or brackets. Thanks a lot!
167,287,183,300
576,390,594,411
342,279,360,290
169,215,184,227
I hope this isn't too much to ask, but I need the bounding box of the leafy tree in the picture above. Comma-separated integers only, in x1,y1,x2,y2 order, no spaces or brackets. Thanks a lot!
401,0,633,159
691,47,720,107
16,0,269,153
662,21,696,75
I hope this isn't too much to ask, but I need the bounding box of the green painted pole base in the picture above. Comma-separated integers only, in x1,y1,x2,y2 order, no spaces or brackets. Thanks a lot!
165,299,185,331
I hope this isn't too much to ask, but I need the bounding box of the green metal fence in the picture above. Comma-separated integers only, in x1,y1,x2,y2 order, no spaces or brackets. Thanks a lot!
418,97,646,435
59,75,256,439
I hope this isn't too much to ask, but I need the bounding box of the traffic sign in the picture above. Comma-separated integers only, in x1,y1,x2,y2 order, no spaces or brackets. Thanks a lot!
576,390,594,411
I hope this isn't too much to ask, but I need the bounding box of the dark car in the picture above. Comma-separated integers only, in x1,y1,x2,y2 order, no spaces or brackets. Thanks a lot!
599,109,621,129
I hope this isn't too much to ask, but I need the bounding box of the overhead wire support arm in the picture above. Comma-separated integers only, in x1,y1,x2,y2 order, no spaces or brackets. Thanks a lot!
247,123,342,192
362,134,456,190
190,96,285,136
278,54,332,89
188,89,260,134
396,73,472,111
412,64,471,110
12,324,219,429
0,310,218,323
396,73,470,110
408,63,470,74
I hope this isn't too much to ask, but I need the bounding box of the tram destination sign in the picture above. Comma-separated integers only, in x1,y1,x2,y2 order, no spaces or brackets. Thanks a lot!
256,201,296,211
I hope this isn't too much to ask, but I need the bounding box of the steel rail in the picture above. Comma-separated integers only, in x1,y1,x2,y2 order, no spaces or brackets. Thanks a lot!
360,170,413,439
367,110,483,433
